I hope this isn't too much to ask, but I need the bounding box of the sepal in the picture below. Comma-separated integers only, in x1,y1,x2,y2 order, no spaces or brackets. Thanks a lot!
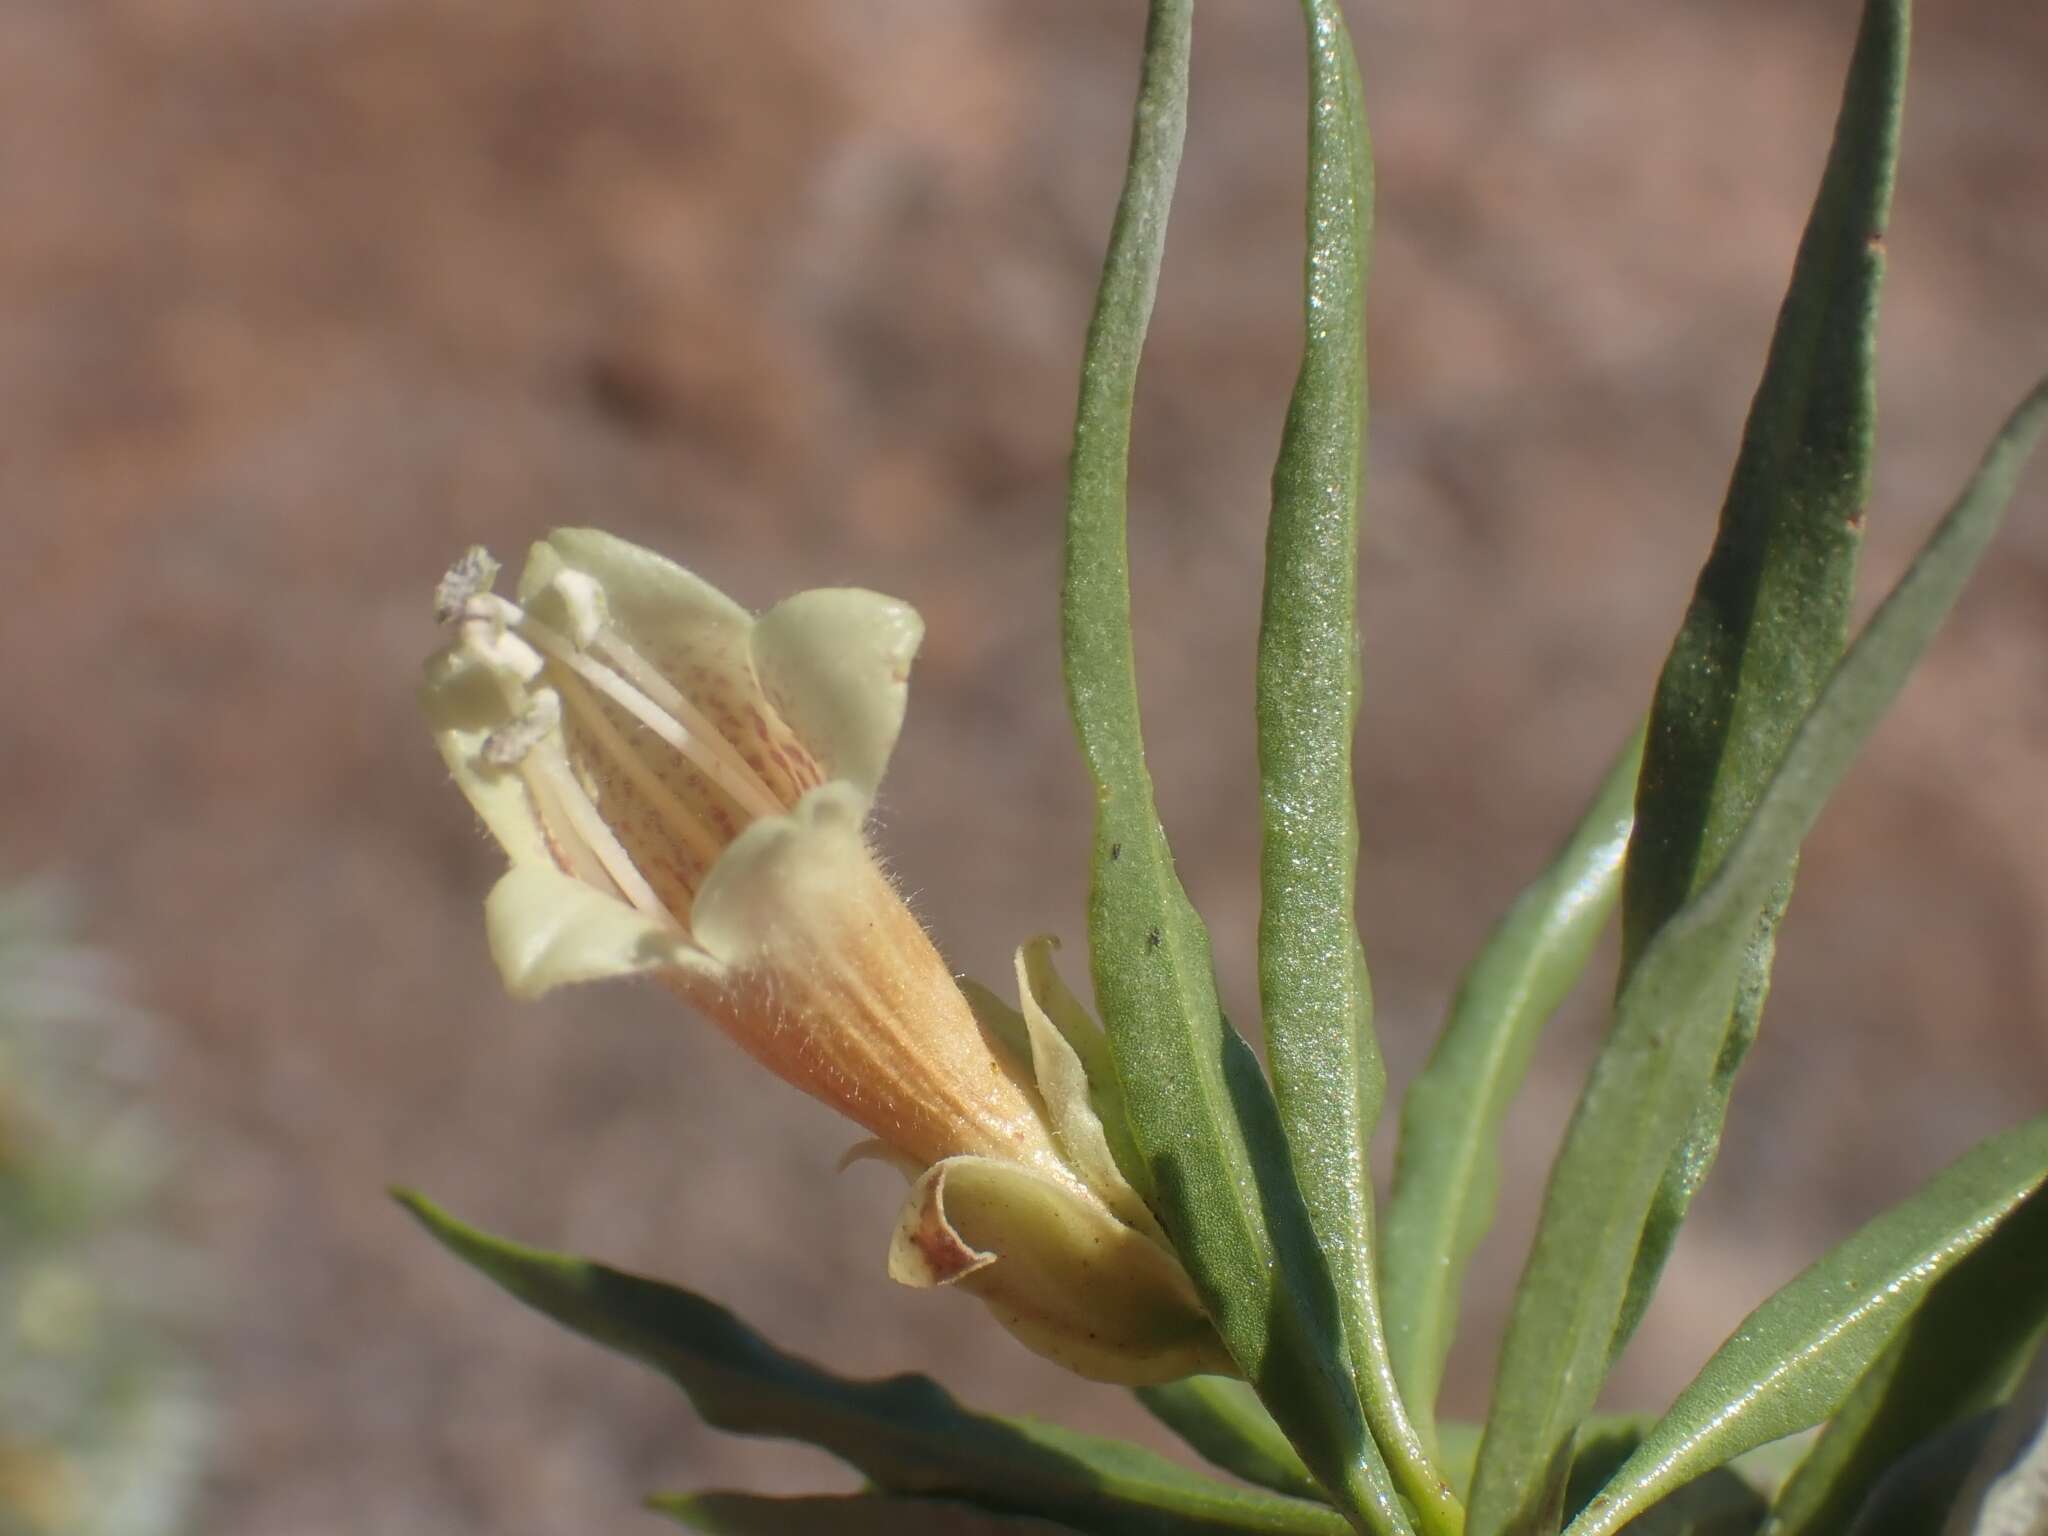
887,1156,1230,1386
1011,940,1160,1241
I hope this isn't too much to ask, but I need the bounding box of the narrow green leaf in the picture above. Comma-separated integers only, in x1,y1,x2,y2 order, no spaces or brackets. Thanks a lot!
1613,1476,1770,1536
1612,909,1779,1359
653,1492,1082,1535
1829,1417,1997,1536
1138,1376,1327,1504
1762,1183,2048,1536
1433,1419,1654,1508
1255,5,1452,1531
1563,1426,1655,1526
1564,1116,2048,1536
1730,1437,1824,1506
1258,0,1376,1285
1621,0,1905,962
1060,4,1399,1528
1942,1342,2048,1536
1383,727,1643,1449
1613,0,1910,1352
1564,1422,1799,1532
1470,375,2048,1536
1438,1423,1484,1502
1459,1417,1786,1534
397,1193,1353,1536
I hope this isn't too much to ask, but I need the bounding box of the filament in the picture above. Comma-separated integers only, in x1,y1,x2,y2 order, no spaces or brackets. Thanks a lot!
520,739,674,924
484,597,786,824
552,671,727,878
589,629,789,812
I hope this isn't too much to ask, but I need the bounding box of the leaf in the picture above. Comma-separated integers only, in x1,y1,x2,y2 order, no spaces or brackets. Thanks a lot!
1618,1474,1770,1536
397,1193,1353,1536
1832,1416,1996,1536
1433,1418,1652,1508
653,1492,1084,1535
1382,727,1642,1449
1254,3,1453,1530
1257,0,1376,1312
1137,1376,1327,1504
1613,907,1775,1358
1468,371,2048,1536
1762,1182,2048,1536
1450,1418,1781,1535
1564,1116,2048,1536
1612,0,1910,1353
1058,2,1399,1527
1940,1341,2048,1536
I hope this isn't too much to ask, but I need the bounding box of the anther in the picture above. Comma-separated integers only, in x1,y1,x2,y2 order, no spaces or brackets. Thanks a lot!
482,689,562,767
435,546,501,625
457,616,545,688
547,569,608,648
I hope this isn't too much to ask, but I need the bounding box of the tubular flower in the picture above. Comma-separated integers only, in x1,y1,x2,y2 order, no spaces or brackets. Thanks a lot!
422,530,1229,1384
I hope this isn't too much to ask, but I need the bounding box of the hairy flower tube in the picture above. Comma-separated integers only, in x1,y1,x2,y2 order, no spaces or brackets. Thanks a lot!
421,530,1229,1383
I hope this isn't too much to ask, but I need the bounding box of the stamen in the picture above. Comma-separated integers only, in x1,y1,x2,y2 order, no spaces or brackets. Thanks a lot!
520,739,675,924
528,568,786,814
435,546,502,624
549,568,608,647
551,673,727,875
479,594,786,824
587,630,789,816
443,612,547,735
456,610,545,688
482,689,563,768
518,752,613,892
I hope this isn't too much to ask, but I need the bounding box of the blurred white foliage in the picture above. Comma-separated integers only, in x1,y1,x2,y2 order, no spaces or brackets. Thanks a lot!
0,886,207,1536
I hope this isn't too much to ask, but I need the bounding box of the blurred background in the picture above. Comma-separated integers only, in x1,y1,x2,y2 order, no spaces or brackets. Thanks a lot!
2,0,2045,1530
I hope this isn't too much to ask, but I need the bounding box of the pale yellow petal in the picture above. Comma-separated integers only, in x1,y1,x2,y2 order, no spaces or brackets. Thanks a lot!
750,589,922,799
887,1157,1230,1386
685,782,870,967
526,530,825,813
484,866,704,999
523,529,751,641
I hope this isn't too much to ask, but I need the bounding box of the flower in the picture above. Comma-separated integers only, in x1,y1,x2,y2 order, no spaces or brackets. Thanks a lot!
422,530,1228,1383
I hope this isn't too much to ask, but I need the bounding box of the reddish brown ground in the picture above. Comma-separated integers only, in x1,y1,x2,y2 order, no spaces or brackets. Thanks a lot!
2,1,2044,1530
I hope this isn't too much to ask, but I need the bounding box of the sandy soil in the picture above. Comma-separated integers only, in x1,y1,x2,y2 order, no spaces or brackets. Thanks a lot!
2,0,2044,1530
